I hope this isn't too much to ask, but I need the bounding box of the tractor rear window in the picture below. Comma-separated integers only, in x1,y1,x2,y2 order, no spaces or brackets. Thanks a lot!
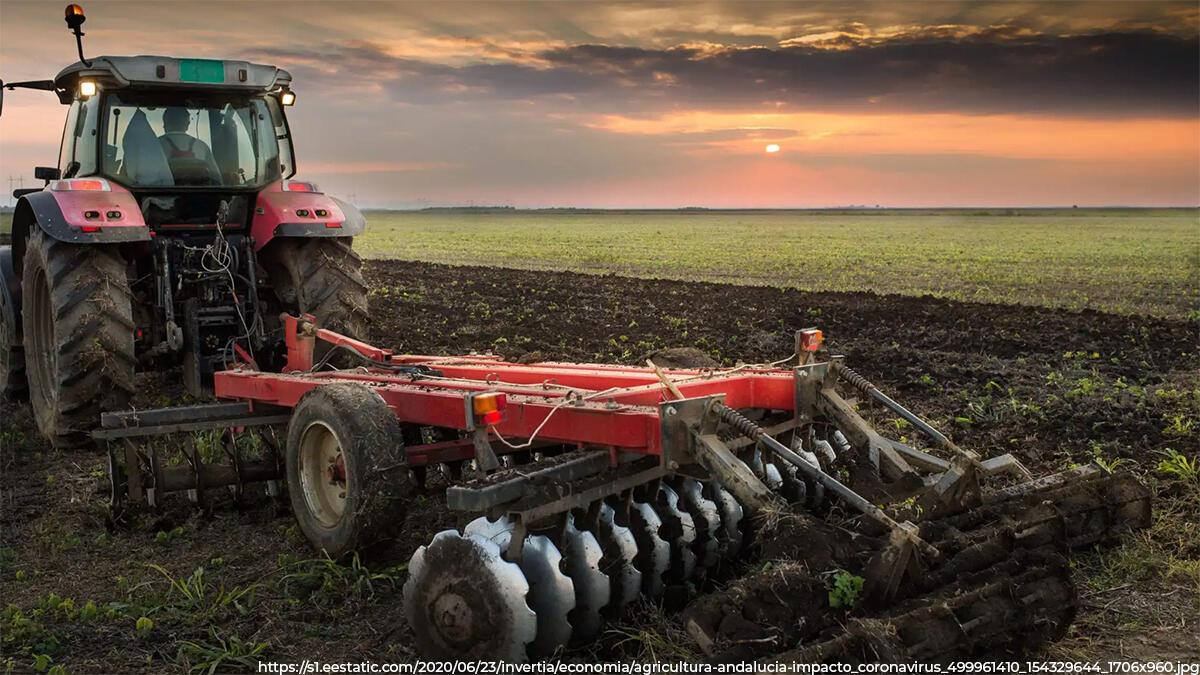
100,92,284,188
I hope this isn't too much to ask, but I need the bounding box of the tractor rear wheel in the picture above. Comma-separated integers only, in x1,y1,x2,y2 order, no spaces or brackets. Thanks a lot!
265,237,369,341
21,229,136,447
0,282,26,399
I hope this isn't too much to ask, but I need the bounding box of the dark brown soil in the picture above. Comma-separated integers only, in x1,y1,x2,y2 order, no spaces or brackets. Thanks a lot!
1,260,1196,673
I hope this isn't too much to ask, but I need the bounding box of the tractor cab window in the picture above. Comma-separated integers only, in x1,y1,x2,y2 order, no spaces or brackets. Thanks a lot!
100,92,283,188
58,96,100,179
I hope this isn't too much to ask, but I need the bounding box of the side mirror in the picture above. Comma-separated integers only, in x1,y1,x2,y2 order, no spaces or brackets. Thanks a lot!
35,166,61,182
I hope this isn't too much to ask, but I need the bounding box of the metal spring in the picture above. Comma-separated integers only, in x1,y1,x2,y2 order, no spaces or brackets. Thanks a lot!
832,361,874,396
712,403,765,441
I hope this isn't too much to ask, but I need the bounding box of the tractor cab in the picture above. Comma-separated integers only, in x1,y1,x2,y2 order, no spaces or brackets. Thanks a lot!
0,4,370,445
49,55,297,228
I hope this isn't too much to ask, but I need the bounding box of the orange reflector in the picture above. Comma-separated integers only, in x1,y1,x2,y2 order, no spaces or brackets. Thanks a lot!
472,392,507,416
800,328,824,352
473,391,506,426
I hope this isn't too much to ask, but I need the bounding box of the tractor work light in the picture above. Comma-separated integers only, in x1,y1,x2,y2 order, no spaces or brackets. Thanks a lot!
49,178,110,192
472,392,508,426
79,80,97,98
280,91,296,106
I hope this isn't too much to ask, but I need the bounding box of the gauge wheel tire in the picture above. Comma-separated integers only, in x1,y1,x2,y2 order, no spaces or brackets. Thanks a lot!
265,237,369,364
21,228,135,448
0,281,27,400
285,383,410,558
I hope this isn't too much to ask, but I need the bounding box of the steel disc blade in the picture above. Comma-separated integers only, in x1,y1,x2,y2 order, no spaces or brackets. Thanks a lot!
656,484,697,584
596,503,642,618
464,515,513,542
749,447,766,478
521,535,576,656
562,513,610,644
794,448,826,507
764,462,784,491
830,431,851,457
403,529,537,662
814,438,836,463
464,516,576,657
704,483,745,558
771,458,808,504
677,478,721,572
629,499,670,597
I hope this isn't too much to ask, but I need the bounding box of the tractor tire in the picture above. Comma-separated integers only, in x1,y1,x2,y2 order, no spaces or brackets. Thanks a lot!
285,383,410,558
21,228,135,448
0,281,26,400
265,237,369,341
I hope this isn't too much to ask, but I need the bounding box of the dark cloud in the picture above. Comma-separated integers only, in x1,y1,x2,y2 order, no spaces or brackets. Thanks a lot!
249,27,1198,117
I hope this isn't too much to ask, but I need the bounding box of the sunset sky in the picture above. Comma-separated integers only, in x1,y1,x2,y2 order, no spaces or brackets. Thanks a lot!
1,1,1197,208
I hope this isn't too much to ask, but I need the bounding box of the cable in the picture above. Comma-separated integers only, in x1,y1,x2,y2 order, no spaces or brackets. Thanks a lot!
487,386,623,450
196,200,256,362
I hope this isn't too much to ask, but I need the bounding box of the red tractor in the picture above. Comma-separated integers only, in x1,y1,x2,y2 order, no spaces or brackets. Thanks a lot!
0,5,369,446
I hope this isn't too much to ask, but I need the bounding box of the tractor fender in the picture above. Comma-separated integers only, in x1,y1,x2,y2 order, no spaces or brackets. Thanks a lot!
13,189,151,250
0,244,20,340
250,187,366,251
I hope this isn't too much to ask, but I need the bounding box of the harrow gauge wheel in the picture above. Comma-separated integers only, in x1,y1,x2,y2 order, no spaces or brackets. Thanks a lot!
404,530,538,662
285,383,409,558
297,420,347,527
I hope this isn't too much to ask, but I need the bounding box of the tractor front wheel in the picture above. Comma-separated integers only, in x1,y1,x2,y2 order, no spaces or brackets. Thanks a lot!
21,229,136,447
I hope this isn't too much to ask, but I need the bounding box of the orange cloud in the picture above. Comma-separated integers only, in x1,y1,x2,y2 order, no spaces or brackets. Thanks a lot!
586,111,1199,164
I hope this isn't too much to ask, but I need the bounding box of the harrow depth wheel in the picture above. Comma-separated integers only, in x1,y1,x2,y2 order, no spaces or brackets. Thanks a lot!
296,421,347,527
285,383,410,558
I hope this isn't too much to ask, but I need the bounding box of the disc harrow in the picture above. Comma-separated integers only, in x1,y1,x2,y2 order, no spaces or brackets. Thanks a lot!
93,316,1152,663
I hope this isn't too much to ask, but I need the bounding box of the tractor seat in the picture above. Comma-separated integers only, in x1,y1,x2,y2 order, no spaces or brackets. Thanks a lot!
121,110,173,186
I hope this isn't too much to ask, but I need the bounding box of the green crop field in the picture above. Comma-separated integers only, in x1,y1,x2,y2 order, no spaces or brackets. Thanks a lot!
355,209,1200,318
4,208,1197,317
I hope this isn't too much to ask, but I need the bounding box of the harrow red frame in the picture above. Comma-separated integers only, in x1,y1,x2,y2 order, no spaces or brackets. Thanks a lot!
213,315,798,466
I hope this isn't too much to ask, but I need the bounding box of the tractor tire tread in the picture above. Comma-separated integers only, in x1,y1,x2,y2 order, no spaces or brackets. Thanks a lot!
21,228,135,448
264,238,369,364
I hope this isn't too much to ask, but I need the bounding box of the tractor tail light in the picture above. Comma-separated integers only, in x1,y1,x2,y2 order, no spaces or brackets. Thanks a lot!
49,178,111,192
800,328,824,352
473,392,507,426
281,180,319,193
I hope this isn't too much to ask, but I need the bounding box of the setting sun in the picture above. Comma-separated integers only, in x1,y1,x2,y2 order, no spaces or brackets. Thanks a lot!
765,143,781,153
